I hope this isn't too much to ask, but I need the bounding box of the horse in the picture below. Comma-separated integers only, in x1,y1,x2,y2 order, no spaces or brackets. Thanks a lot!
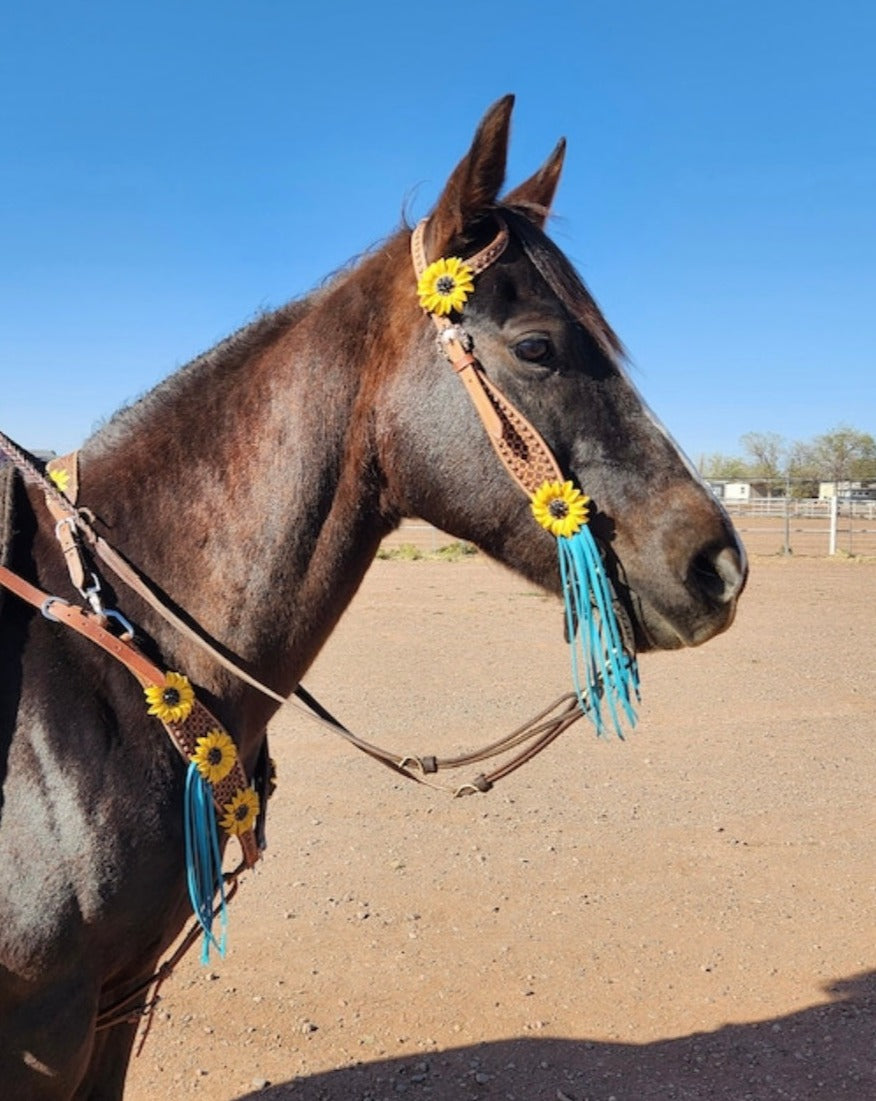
0,95,746,1099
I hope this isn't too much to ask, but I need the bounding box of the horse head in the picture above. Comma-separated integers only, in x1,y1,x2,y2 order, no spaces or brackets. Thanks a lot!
379,95,746,651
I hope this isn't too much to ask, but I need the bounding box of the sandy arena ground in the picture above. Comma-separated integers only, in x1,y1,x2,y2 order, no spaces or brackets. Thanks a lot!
125,551,875,1101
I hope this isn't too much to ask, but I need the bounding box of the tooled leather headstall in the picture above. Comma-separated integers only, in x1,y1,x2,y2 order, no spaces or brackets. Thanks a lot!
410,216,640,738
411,218,565,496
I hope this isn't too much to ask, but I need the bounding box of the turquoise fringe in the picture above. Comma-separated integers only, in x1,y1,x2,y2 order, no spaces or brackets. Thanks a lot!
557,525,640,738
184,762,228,963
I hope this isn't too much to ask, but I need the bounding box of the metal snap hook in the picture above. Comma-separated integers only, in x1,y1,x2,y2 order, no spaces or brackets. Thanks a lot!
78,571,105,616
103,608,135,642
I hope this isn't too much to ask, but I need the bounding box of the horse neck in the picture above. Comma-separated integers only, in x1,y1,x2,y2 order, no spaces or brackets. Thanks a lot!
77,239,411,740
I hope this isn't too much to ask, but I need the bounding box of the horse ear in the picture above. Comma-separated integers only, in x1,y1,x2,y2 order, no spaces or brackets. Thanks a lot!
502,138,566,228
423,94,515,260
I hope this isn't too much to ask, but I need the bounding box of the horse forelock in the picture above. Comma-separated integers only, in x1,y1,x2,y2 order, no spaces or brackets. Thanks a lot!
400,204,626,368
500,207,626,364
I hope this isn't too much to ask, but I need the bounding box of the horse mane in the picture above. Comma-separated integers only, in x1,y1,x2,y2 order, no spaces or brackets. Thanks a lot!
85,231,410,458
85,210,622,458
85,292,325,455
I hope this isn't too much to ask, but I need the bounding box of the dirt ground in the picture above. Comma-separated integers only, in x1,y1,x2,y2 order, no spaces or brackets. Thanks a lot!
125,551,875,1101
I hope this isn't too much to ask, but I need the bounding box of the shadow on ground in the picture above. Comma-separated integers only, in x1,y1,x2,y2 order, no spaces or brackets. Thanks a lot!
233,971,874,1100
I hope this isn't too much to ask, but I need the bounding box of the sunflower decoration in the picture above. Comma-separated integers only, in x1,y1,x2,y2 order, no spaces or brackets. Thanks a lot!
220,787,261,836
144,671,195,724
190,728,238,784
417,257,475,316
48,467,70,495
531,480,590,539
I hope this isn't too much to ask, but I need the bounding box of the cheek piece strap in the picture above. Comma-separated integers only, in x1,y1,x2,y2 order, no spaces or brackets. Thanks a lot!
411,217,640,738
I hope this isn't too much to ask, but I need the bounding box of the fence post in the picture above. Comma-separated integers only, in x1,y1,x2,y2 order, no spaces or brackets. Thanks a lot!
829,494,838,556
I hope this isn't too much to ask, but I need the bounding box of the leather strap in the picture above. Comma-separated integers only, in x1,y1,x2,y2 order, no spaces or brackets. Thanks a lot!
46,501,91,594
0,562,260,867
410,216,509,280
46,450,80,503
0,563,159,682
411,219,563,497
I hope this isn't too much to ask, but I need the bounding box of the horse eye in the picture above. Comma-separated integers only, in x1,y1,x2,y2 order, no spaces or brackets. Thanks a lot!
514,336,554,364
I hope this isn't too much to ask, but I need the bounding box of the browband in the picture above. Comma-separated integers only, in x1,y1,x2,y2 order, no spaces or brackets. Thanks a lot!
410,217,509,281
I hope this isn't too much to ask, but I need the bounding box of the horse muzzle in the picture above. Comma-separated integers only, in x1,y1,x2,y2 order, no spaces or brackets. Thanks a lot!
613,501,748,652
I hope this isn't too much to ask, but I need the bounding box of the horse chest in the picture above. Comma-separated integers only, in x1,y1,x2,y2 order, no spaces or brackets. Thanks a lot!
1,677,187,966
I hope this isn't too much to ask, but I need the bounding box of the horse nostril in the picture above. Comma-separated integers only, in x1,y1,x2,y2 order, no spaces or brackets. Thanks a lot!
689,543,747,606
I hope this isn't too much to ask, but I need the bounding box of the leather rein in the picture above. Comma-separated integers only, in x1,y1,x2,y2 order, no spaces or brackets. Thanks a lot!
0,431,585,799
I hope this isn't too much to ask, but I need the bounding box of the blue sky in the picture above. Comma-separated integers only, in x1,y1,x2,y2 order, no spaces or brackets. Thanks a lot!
2,1,873,466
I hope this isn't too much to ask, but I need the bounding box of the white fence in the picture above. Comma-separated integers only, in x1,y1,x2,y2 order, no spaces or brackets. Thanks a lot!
382,503,876,559
723,497,876,520
723,498,876,556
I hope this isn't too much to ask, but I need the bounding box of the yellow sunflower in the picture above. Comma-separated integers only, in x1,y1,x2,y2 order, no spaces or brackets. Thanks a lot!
531,480,590,539
144,671,195,724
417,257,475,316
190,728,237,784
48,467,70,495
220,787,261,836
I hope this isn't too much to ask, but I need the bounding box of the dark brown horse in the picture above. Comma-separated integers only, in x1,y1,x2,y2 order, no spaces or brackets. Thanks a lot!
0,97,745,1098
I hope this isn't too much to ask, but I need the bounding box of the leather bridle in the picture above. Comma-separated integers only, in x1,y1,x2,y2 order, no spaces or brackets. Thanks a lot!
410,216,566,498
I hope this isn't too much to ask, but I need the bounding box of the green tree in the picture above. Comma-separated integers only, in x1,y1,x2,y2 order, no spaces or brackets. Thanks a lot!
701,453,751,479
786,440,819,497
740,431,787,481
810,425,876,486
702,426,874,496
